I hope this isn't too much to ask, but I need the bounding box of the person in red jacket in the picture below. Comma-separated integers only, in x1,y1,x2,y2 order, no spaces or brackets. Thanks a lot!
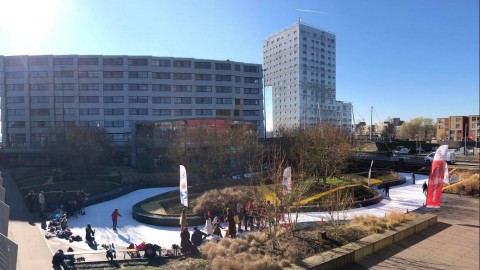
111,209,122,230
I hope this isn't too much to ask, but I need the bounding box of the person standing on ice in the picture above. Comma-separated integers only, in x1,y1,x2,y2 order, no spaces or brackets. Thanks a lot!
204,214,213,236
111,209,122,230
411,172,416,184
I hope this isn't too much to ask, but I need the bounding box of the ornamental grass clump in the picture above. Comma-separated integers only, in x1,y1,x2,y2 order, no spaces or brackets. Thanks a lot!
351,211,418,233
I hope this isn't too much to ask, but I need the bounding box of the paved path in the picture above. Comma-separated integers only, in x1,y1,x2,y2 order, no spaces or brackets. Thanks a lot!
4,171,53,270
349,194,480,270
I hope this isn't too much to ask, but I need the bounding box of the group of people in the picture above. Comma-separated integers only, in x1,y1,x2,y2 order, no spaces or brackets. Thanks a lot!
25,190,45,215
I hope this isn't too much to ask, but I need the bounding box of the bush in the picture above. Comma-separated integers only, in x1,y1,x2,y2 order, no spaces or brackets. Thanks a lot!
350,211,417,233
193,186,256,215
443,171,479,196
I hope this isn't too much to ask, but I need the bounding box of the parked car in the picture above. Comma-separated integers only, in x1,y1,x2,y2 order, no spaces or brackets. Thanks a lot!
424,150,456,165
393,147,410,155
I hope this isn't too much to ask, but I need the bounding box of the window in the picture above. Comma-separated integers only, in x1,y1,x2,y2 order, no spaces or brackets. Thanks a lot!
235,64,241,71
104,121,124,127
107,133,126,142
244,99,259,105
215,63,231,70
235,99,240,105
128,58,148,66
103,58,124,65
79,96,99,103
31,121,51,128
173,85,192,92
195,86,212,92
78,71,99,78
103,96,124,103
216,109,231,116
128,96,148,103
7,96,25,103
54,57,73,65
173,60,191,68
194,62,212,69
8,121,26,128
129,71,149,78
152,72,171,79
173,73,192,80
152,97,171,104
54,83,74,91
456,124,460,128
244,65,260,73
152,84,171,91
104,108,124,115
194,74,212,81
244,77,260,84
195,97,212,104
235,76,241,82
234,110,239,116
54,70,74,78
31,71,49,78
235,87,241,94
79,84,100,91
31,109,51,116
29,57,49,66
216,86,232,93
31,96,50,103
129,108,148,115
243,110,260,116
152,109,171,116
55,96,74,103
57,108,75,115
6,72,24,79
103,71,124,78
128,84,148,91
79,108,100,115
174,109,192,116
215,75,232,81
78,58,99,65
152,59,171,67
216,98,232,104
196,109,212,116
6,84,24,91
31,84,49,91
244,88,260,94
174,97,192,104
7,109,25,116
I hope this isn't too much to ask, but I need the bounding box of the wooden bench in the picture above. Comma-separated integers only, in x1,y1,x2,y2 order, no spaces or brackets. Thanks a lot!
64,250,105,256
117,249,139,259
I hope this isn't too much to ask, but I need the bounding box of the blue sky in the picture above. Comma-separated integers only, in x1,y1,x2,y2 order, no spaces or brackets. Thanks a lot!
0,0,478,128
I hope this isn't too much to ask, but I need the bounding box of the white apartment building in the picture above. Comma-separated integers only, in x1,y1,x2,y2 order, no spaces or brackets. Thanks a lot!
263,22,352,134
0,55,264,150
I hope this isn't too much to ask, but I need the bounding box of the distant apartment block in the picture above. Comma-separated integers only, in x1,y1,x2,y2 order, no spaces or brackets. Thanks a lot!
263,22,352,134
436,115,479,142
0,55,264,151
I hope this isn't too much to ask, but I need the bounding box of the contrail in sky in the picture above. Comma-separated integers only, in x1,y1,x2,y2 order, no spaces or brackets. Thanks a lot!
295,8,327,14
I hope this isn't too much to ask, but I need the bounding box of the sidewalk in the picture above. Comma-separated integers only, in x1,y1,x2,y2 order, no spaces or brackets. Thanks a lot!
348,194,480,269
4,171,53,270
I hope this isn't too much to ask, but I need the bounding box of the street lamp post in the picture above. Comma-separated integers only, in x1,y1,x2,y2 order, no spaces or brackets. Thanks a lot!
262,68,267,142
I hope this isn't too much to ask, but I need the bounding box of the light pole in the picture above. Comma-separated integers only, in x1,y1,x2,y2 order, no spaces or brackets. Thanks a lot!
262,68,267,142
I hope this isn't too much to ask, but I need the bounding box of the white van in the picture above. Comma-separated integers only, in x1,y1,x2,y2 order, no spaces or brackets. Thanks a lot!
424,150,456,165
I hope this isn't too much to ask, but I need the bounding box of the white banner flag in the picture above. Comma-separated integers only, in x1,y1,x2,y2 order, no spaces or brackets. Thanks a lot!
283,166,292,194
368,160,374,186
443,163,450,185
179,165,188,207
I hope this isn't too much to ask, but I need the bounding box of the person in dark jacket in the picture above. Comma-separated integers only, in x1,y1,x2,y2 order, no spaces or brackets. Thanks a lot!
26,191,36,212
423,182,428,195
180,227,198,256
85,224,96,245
411,173,416,184
191,226,208,246
226,208,237,239
52,249,70,270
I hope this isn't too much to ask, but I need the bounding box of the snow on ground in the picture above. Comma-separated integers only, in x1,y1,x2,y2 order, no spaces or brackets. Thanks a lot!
57,173,429,251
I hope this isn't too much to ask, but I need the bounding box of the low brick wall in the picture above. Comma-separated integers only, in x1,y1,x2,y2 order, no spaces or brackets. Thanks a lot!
291,213,437,270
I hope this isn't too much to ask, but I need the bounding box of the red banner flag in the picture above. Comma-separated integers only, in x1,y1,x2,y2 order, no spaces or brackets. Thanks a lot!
426,145,448,208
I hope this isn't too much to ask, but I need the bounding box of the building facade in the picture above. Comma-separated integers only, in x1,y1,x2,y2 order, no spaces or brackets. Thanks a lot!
263,22,352,134
436,115,479,142
0,55,264,151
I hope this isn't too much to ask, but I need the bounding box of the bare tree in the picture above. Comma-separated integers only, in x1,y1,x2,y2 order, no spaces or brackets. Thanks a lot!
52,126,112,179
325,187,354,234
399,117,436,141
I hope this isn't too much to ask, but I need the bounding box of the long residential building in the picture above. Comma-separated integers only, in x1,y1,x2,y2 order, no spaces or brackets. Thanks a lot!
436,115,479,142
0,55,264,152
263,22,352,134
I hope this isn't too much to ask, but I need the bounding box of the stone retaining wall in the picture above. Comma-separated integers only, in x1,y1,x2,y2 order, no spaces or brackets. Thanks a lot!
290,213,437,270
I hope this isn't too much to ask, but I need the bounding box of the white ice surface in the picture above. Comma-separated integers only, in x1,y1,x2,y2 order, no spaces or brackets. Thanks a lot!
60,173,429,250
